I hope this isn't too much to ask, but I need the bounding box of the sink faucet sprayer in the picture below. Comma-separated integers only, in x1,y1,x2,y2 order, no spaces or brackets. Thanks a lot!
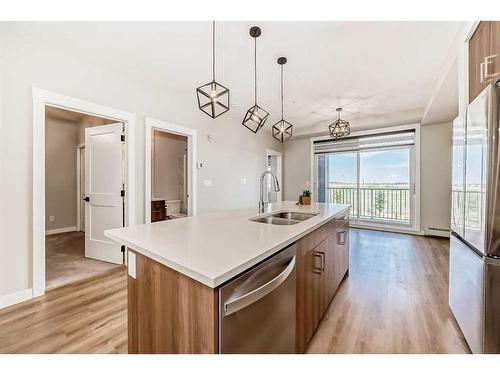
259,170,280,213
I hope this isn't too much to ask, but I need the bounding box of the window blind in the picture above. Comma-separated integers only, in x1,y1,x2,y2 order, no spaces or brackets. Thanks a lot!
313,129,415,154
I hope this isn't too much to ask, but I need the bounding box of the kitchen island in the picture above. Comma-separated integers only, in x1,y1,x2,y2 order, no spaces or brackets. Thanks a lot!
105,201,350,354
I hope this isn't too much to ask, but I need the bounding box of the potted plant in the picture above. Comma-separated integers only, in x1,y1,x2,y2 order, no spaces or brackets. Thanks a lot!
298,190,312,205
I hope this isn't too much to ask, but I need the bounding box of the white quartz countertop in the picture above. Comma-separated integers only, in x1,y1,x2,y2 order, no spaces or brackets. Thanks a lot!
105,201,350,288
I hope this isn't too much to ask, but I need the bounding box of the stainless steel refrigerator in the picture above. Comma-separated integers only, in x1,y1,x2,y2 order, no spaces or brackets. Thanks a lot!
449,81,500,354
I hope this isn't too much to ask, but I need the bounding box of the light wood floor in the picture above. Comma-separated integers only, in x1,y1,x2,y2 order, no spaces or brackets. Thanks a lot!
307,229,470,353
0,267,127,353
0,229,470,354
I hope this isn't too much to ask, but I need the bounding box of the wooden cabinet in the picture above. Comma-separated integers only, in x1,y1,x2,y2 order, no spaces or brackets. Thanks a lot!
333,216,350,292
469,21,500,103
491,21,500,85
128,250,218,354
295,246,324,353
128,211,350,354
151,200,166,222
295,215,350,353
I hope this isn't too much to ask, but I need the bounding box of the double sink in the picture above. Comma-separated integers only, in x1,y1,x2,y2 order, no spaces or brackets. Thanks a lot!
250,211,318,226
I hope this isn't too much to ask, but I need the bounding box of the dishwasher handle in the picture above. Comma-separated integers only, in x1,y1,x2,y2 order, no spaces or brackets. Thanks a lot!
224,256,296,316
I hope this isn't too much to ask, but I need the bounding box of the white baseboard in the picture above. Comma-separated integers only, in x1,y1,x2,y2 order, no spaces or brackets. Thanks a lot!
0,288,33,309
45,226,77,235
424,227,451,238
350,222,424,236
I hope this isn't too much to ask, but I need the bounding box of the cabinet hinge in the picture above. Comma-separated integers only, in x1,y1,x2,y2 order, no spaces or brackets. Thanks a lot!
121,245,125,253
121,134,125,142
121,189,125,197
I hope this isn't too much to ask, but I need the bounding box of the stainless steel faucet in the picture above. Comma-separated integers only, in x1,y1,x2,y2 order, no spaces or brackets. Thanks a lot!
259,170,280,213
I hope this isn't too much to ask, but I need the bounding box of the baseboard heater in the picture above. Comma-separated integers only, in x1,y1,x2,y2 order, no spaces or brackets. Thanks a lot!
424,227,450,238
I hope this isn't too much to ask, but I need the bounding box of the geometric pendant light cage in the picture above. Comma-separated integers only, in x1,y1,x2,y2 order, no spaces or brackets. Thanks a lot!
272,56,293,143
329,107,351,139
196,21,230,119
242,26,270,133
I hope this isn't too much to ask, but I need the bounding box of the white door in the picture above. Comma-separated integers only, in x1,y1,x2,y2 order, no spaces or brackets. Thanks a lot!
79,147,86,232
84,123,124,264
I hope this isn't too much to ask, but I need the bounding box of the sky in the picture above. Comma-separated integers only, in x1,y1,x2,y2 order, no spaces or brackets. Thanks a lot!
327,149,410,185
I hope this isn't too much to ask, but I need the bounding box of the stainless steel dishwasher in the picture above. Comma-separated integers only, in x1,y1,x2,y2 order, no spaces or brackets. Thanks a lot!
219,243,296,354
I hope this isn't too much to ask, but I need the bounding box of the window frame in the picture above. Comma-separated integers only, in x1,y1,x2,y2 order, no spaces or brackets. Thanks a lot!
311,124,421,234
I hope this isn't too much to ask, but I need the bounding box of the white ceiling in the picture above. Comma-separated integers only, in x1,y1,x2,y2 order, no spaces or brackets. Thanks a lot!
24,21,463,134
421,57,459,125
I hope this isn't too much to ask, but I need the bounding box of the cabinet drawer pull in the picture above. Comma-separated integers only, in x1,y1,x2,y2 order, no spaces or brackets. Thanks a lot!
337,231,347,245
480,61,486,83
313,251,325,273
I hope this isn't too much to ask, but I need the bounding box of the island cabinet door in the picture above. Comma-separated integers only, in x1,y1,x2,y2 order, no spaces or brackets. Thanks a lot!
333,217,350,292
295,246,324,353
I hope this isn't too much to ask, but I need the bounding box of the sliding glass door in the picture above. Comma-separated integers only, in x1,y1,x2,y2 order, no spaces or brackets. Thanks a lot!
358,147,411,224
315,130,416,228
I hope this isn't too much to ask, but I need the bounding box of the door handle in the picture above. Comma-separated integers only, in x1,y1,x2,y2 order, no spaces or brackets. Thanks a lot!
224,256,296,316
83,196,90,202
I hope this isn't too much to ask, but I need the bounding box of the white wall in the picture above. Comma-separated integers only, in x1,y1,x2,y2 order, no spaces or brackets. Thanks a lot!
420,122,453,234
0,24,283,299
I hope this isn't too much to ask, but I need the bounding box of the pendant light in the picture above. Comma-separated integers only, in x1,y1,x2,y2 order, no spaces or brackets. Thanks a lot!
196,21,230,119
272,57,293,143
242,26,270,133
329,108,351,139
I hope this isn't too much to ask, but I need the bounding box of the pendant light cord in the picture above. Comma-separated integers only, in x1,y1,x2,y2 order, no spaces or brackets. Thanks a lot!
254,36,257,104
212,21,216,82
281,64,284,119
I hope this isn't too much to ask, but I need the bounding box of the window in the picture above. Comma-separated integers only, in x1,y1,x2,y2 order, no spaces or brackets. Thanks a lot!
314,129,417,228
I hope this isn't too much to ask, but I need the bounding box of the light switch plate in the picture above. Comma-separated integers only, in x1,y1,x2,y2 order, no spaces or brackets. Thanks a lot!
127,251,136,279
240,178,247,185
202,179,213,187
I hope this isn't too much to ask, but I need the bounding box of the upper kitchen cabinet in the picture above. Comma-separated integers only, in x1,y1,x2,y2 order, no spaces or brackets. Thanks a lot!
491,21,500,80
469,21,500,103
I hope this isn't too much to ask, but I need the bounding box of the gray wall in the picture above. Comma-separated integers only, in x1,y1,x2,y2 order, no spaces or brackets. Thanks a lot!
152,130,187,201
283,137,311,201
45,117,80,231
0,24,283,298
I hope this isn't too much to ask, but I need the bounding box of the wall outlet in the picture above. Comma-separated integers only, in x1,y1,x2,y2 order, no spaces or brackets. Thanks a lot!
202,179,213,187
240,178,247,185
49,216,55,222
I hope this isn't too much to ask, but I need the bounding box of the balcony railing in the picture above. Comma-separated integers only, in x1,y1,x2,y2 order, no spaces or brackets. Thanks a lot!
451,190,483,229
327,187,410,223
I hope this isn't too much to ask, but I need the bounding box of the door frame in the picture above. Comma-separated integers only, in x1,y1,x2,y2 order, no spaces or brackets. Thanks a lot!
265,148,283,202
76,143,85,232
32,87,136,297
144,117,197,223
